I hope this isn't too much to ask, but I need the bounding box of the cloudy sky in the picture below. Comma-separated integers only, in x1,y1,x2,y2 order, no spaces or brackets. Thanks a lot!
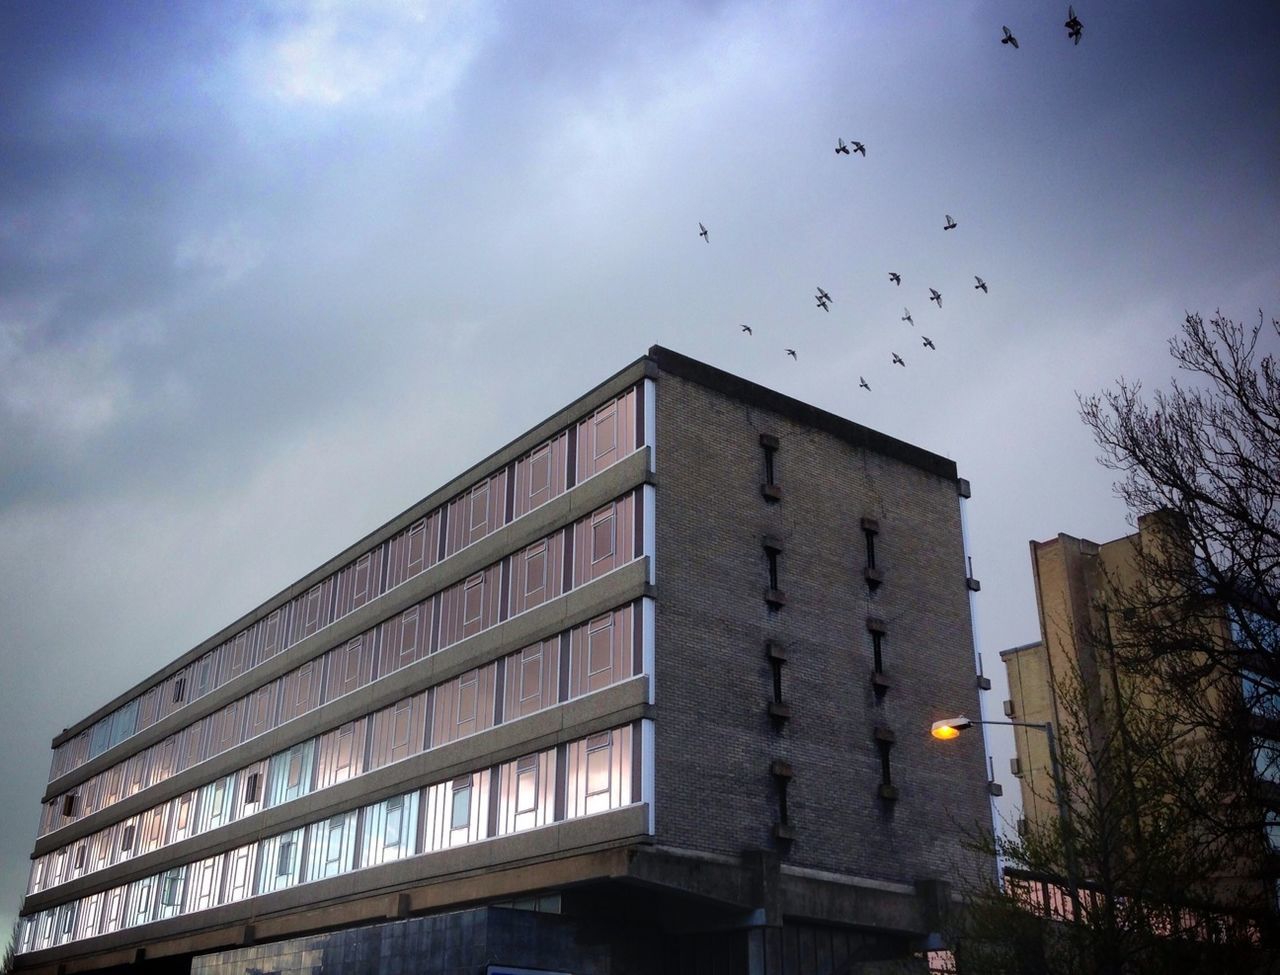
1,0,1277,937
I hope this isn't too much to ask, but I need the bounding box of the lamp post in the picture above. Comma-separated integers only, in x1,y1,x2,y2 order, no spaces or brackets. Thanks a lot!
931,716,1083,922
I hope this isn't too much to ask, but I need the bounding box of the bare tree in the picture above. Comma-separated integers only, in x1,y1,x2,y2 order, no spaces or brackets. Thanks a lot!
1079,311,1280,704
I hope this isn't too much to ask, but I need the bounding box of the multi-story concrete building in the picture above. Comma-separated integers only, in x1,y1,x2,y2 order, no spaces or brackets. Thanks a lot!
1001,517,1278,916
16,346,991,974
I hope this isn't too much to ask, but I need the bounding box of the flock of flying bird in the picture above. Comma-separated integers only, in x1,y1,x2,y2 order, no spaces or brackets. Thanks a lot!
700,7,1086,392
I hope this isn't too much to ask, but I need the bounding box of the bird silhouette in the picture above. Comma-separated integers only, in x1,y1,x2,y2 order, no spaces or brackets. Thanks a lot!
889,272,901,286
699,222,709,242
850,141,866,156
835,138,851,155
1065,6,1083,44
740,324,753,335
859,377,871,391
892,353,906,367
902,308,914,326
929,288,942,308
944,214,957,231
816,299,830,312
816,287,832,303
974,276,988,293
923,336,936,350
786,349,797,360
1001,26,1019,49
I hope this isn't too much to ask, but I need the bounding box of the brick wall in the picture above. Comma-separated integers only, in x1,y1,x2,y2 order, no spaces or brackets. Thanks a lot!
652,371,992,885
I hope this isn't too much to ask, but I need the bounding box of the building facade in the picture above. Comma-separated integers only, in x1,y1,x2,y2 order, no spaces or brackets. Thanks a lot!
1001,517,1278,917
17,347,991,974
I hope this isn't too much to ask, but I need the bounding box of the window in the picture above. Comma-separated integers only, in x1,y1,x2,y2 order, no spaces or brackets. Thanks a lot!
456,671,478,736
520,646,543,705
160,868,183,907
61,793,77,818
528,444,552,504
525,542,547,597
875,728,897,799
587,615,613,679
276,839,295,877
585,733,611,797
771,760,793,829
120,823,136,852
244,771,260,804
760,433,781,501
862,517,882,589
591,507,615,563
868,618,889,698
763,536,785,606
593,403,618,459
470,481,489,535
516,755,539,814
385,796,404,847
451,776,472,831
74,845,86,871
463,573,484,626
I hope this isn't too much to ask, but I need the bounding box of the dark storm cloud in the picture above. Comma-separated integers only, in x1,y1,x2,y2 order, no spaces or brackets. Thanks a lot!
0,0,1277,942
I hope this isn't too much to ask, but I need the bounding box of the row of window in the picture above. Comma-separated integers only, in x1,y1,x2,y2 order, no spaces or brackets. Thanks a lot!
49,386,646,784
19,723,643,956
38,489,645,840
30,600,646,897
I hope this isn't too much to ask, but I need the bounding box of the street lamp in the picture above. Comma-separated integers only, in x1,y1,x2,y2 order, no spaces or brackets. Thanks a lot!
930,715,1083,922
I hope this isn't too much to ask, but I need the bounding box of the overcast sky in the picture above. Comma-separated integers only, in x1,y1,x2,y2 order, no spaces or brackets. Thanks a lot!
1,0,1277,939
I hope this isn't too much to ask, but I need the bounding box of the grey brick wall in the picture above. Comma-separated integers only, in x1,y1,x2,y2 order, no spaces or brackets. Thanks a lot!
652,371,991,886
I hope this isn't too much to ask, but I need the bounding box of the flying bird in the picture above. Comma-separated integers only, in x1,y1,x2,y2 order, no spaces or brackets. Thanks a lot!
1065,6,1083,44
859,377,871,391
786,349,797,360
929,288,942,308
850,141,866,156
889,272,901,286
902,308,914,326
892,353,906,367
1001,26,1019,49
740,324,752,335
816,287,832,303
923,336,936,350
816,299,830,312
974,276,988,293
698,222,709,242
835,138,851,155
944,214,957,231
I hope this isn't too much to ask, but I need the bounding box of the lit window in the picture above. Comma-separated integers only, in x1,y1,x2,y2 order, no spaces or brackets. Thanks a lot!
586,733,611,796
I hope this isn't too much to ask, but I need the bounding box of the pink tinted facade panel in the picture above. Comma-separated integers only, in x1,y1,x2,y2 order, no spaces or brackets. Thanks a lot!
503,639,561,723
279,657,324,724
572,492,637,586
367,692,428,772
377,602,430,678
512,433,570,520
313,720,366,791
430,664,497,750
507,536,565,618
321,632,377,704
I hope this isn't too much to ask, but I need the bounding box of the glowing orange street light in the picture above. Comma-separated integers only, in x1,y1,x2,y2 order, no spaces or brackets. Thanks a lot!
930,717,973,740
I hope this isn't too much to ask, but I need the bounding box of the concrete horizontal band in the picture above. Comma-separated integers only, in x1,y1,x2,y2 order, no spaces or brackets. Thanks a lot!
52,357,653,749
34,558,652,857
45,448,652,801
19,805,652,973
24,676,651,913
